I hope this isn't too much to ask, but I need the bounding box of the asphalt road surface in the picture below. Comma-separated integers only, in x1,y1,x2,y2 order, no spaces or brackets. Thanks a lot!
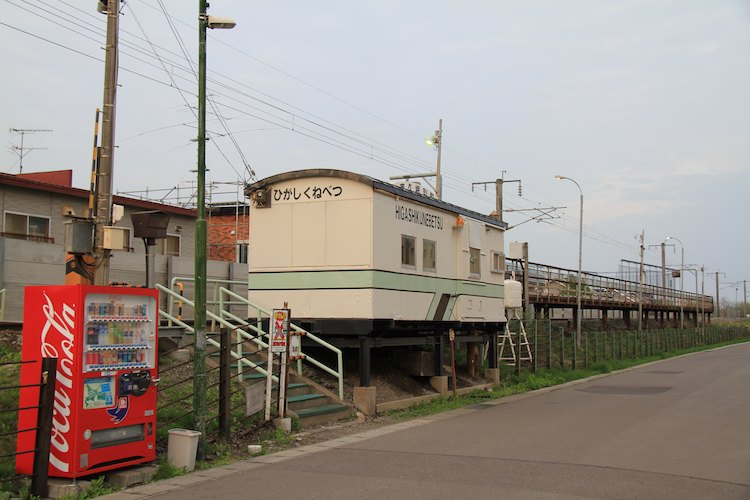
112,343,750,499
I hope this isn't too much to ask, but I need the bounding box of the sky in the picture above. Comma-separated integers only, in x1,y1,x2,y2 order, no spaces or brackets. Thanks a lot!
1,1,749,303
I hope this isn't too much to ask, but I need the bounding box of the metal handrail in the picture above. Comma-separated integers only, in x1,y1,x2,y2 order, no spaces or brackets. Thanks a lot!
514,261,714,313
155,284,277,382
165,277,248,327
0,288,5,321
218,287,344,400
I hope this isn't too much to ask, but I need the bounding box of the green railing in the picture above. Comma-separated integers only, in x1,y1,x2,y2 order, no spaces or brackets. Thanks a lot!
155,283,277,382
218,287,344,400
158,280,345,400
0,289,5,321
164,276,248,330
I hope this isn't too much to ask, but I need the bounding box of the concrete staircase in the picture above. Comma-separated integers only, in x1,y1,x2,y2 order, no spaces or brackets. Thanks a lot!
210,342,351,428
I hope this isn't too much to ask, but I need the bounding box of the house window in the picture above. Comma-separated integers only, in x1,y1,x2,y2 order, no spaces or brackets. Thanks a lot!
469,247,481,277
423,239,436,272
491,251,505,273
156,234,181,257
3,212,51,242
401,235,416,268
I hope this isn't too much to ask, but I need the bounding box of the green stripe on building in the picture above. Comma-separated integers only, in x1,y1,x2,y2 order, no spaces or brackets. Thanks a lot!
249,270,503,299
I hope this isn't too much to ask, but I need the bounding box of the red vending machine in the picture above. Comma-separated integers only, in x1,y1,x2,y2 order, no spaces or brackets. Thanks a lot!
16,284,159,478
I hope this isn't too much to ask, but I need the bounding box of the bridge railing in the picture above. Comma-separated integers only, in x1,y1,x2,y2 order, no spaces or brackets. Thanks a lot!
512,261,714,313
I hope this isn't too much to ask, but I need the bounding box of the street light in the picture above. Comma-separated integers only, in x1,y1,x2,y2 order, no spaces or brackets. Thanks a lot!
555,175,584,367
666,235,684,329
195,0,235,461
427,119,442,199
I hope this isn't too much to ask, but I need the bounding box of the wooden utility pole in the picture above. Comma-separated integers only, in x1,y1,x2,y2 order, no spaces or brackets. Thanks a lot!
93,0,120,285
638,231,644,333
709,271,726,317
661,242,666,289
471,176,521,223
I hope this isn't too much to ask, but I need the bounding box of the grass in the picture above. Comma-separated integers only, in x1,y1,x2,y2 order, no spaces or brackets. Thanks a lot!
57,476,119,500
150,457,186,481
1,324,748,497
0,341,21,495
387,334,750,420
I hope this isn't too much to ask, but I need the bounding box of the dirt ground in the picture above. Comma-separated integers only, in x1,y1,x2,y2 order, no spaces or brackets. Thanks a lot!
2,328,483,459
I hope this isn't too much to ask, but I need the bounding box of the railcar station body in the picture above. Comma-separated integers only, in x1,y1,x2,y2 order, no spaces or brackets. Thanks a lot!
245,169,508,385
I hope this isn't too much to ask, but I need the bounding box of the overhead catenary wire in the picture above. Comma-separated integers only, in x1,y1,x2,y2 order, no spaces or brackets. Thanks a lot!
2,0,642,259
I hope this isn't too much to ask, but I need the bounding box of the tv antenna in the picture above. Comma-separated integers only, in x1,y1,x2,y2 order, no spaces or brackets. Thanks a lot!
9,128,52,173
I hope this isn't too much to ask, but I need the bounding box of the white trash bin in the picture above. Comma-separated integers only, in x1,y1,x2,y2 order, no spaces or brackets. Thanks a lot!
167,429,202,472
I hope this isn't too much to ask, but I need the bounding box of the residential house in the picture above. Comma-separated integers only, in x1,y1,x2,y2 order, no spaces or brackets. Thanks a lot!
0,170,247,322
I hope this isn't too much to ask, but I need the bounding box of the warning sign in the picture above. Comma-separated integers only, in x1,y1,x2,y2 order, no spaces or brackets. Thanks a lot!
270,309,290,353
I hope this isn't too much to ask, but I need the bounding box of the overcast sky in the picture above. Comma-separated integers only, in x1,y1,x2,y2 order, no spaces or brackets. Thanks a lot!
1,1,748,301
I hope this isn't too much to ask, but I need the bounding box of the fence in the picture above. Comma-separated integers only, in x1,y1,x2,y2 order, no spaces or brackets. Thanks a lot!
0,357,57,498
156,329,258,450
504,321,749,376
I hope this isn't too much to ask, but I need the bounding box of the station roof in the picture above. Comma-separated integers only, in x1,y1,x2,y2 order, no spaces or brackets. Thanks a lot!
246,168,508,230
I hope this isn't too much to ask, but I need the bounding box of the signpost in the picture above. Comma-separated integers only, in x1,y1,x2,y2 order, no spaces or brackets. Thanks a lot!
265,307,290,421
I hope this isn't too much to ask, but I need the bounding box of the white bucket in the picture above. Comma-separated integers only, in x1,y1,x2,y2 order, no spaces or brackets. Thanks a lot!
167,428,202,472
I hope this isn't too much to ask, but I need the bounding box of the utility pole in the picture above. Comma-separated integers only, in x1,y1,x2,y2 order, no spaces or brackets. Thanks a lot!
93,0,120,286
390,119,444,199
661,242,666,289
434,119,442,199
648,241,672,289
710,271,726,317
638,231,644,333
471,175,521,222
195,0,209,461
9,128,52,173
715,271,719,318
744,279,747,319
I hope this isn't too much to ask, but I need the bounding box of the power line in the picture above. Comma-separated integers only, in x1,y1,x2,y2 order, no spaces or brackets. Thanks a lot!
3,3,643,261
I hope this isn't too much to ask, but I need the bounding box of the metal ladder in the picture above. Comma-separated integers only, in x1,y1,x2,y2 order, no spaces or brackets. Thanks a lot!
499,308,533,364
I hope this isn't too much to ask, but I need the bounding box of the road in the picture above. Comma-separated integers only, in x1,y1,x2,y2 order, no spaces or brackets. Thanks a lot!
108,343,750,499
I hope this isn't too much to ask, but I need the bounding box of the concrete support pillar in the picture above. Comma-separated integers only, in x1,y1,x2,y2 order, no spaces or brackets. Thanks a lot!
623,310,631,329
484,368,500,385
601,309,609,331
430,376,449,396
354,386,377,416
659,311,665,329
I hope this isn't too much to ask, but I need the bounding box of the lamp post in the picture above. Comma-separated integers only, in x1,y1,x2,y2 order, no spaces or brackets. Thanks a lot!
426,119,443,199
666,236,684,329
195,0,235,461
555,175,584,366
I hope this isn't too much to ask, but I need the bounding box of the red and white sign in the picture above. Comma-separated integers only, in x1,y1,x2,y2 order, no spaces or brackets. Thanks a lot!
270,309,289,353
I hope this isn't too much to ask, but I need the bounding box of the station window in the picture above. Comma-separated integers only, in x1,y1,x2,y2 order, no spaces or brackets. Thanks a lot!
491,251,505,273
401,234,416,268
469,247,481,277
423,239,437,272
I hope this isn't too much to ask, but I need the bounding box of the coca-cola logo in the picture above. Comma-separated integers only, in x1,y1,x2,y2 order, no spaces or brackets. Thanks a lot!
39,291,76,473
